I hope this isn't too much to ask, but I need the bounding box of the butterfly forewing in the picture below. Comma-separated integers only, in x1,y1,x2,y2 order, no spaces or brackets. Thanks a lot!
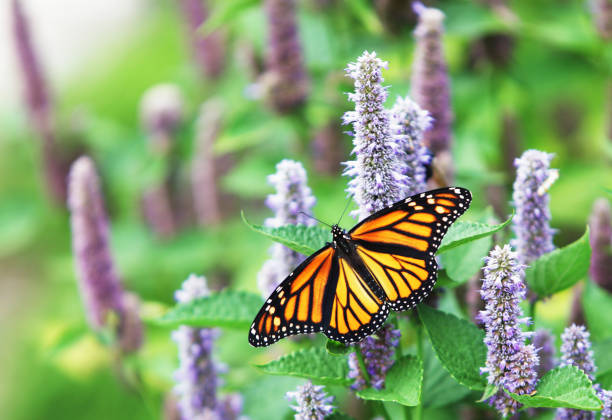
350,187,471,311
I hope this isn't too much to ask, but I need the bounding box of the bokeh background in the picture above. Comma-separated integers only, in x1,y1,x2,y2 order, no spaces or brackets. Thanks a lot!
1,0,611,418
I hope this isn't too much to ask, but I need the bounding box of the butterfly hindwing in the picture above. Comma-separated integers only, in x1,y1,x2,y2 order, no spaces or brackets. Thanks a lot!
248,246,389,346
350,187,472,311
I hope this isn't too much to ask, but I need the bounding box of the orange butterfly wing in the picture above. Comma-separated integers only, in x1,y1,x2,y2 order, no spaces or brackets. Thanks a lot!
350,187,471,310
248,246,388,346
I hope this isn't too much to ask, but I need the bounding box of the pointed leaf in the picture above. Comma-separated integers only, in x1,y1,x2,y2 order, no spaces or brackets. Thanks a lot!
356,355,423,406
256,347,350,386
526,228,591,297
422,340,472,407
477,383,499,403
153,290,263,329
242,211,331,256
437,214,512,254
418,305,487,390
509,366,602,410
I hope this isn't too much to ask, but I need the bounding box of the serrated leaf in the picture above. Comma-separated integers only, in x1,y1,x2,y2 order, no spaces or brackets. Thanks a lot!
418,305,487,390
509,366,602,410
422,340,472,407
242,211,331,256
153,290,263,329
256,347,350,386
326,340,350,355
526,228,591,297
356,355,423,406
439,236,491,285
438,214,512,254
583,280,612,342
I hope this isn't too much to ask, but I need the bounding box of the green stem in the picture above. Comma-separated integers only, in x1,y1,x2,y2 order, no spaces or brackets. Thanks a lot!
528,298,537,335
355,346,371,384
411,322,424,420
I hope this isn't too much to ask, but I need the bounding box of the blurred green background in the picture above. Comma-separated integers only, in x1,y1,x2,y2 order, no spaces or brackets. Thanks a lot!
1,0,611,418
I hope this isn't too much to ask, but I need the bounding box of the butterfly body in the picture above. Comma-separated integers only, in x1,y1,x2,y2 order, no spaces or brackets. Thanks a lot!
249,187,471,347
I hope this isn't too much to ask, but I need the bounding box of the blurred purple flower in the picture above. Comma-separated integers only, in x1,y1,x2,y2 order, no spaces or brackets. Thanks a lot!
512,149,558,265
11,0,67,203
556,324,597,420
140,84,185,154
286,381,334,420
591,0,612,40
343,51,406,220
178,0,225,79
390,95,432,197
192,99,224,226
118,292,144,353
257,160,316,297
478,245,539,417
172,274,243,420
348,324,401,390
262,0,309,112
588,198,612,291
411,3,452,155
532,329,555,379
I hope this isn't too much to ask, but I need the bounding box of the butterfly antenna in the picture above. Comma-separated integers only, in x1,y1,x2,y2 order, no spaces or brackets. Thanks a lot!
299,212,332,228
337,196,353,226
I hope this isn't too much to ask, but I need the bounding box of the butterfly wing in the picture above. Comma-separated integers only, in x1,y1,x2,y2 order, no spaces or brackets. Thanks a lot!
349,187,472,311
248,245,389,347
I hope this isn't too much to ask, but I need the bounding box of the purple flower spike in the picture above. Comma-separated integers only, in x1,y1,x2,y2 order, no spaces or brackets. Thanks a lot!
286,381,334,419
588,198,612,291
479,245,539,417
172,274,244,420
390,96,433,197
257,160,316,297
140,84,185,154
556,324,597,420
512,149,558,265
411,3,452,155
262,0,309,112
600,389,612,420
343,51,406,220
348,324,401,390
532,329,555,379
178,0,225,79
68,156,126,331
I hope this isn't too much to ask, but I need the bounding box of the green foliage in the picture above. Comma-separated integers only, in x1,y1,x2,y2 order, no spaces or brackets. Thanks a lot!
242,211,332,256
525,228,591,298
255,347,350,386
508,366,602,410
153,290,263,329
326,340,351,355
356,355,423,407
421,340,472,407
437,215,513,254
439,236,491,285
418,305,487,390
583,280,612,342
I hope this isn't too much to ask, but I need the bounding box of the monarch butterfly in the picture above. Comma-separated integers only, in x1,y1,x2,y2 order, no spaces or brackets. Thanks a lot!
248,187,471,347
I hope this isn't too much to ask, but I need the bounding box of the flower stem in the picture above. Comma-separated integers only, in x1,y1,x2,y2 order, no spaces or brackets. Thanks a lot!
411,320,424,420
528,299,537,334
355,345,371,384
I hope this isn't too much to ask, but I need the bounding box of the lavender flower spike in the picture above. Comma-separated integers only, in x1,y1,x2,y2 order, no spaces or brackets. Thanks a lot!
344,51,406,220
68,156,125,331
262,0,309,112
257,160,316,297
556,324,597,420
348,324,401,390
512,149,558,264
286,381,334,420
588,198,612,291
390,95,433,197
479,245,539,417
172,274,244,420
601,389,612,420
411,3,453,155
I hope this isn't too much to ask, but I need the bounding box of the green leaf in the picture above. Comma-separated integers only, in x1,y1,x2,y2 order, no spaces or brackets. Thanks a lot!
422,339,472,407
326,340,350,355
598,370,612,390
593,338,612,379
439,236,491,285
583,280,612,342
438,214,512,254
525,228,591,297
242,211,331,256
153,290,263,329
418,305,487,390
509,366,602,410
256,347,350,386
477,383,499,403
199,0,259,35
356,355,423,406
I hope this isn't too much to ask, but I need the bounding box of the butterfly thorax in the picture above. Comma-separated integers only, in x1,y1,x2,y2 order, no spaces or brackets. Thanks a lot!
331,224,353,256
